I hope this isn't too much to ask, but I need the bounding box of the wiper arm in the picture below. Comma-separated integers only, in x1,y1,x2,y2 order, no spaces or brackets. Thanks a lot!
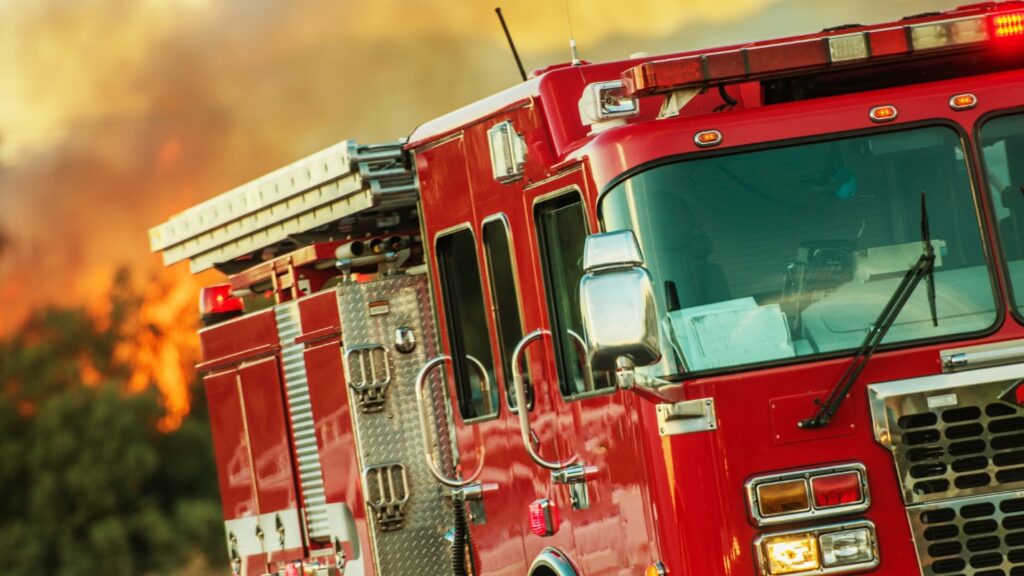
799,193,938,429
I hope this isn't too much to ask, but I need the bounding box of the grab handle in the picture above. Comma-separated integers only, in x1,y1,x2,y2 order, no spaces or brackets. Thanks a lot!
415,355,487,487
510,329,577,470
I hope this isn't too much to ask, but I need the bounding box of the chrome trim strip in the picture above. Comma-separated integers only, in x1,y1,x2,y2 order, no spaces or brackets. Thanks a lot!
745,463,870,527
940,339,1024,373
529,547,579,576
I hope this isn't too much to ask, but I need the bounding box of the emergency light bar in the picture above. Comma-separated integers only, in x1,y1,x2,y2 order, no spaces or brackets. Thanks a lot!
622,6,1024,97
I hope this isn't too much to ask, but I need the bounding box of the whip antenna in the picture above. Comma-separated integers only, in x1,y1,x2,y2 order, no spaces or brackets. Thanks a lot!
495,8,528,82
565,0,581,65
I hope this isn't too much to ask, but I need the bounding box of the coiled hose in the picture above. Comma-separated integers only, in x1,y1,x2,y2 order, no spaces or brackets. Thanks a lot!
451,500,471,576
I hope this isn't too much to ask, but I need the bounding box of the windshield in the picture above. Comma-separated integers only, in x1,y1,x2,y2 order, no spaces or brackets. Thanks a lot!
980,113,1024,319
602,126,997,374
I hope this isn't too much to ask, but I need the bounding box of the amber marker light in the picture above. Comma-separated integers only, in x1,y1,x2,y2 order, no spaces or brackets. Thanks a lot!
949,93,978,111
694,129,723,148
869,105,898,123
644,561,668,576
756,479,811,517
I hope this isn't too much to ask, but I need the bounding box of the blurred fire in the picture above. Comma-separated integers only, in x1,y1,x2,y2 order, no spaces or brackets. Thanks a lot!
113,268,203,432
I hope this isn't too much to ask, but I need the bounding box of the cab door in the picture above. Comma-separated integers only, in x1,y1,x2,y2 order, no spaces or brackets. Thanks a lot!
419,134,535,576
519,169,657,574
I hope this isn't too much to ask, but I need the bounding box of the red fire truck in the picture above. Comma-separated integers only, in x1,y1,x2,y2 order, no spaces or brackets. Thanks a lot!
151,3,1024,575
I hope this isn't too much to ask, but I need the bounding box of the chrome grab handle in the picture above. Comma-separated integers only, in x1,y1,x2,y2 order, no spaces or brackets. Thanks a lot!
511,329,578,470
415,355,486,488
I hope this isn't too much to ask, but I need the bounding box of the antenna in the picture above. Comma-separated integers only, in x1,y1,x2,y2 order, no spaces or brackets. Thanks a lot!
495,8,528,82
564,0,581,65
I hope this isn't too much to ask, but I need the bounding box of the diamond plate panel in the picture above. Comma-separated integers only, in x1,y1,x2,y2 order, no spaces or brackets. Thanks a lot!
337,274,453,576
275,302,332,541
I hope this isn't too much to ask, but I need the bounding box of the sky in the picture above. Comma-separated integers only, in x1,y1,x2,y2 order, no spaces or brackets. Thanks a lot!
0,0,965,334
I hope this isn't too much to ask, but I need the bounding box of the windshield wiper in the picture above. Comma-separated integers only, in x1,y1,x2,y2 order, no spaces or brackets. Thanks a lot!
799,192,938,429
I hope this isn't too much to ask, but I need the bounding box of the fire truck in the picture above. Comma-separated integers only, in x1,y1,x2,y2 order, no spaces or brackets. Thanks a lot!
151,3,1024,575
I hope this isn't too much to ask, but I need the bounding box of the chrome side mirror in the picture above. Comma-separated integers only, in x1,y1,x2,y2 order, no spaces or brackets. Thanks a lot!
579,230,661,372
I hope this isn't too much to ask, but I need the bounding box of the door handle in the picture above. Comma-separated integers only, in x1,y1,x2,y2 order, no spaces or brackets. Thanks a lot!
415,355,487,487
510,329,578,470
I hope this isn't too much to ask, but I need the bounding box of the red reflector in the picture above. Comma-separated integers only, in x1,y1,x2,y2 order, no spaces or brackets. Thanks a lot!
993,12,1024,39
811,472,863,508
200,284,244,316
529,498,559,537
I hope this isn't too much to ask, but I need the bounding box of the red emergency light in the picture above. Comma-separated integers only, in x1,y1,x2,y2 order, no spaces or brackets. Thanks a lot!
994,12,1024,38
199,284,244,317
621,8,1024,98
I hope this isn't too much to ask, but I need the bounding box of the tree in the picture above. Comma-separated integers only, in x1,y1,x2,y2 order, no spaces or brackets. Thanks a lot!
0,276,223,575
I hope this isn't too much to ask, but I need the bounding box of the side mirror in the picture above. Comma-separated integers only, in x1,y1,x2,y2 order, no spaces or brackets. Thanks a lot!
579,230,661,372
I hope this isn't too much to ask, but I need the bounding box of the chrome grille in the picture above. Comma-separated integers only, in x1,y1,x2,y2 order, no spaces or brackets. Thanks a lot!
898,401,1024,502
275,302,331,541
868,364,1024,505
909,491,1024,575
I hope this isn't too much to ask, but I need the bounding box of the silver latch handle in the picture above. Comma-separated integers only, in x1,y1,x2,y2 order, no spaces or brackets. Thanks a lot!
415,355,485,488
511,329,578,471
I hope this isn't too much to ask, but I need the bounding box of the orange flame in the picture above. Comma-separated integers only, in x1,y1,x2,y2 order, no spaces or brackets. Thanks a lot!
113,268,203,432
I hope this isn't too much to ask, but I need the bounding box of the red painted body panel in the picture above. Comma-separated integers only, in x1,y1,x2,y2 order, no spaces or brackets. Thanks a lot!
199,309,279,368
204,369,259,520
238,358,298,515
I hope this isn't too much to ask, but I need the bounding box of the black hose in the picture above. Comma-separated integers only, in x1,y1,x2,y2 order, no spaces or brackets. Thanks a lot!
451,500,470,576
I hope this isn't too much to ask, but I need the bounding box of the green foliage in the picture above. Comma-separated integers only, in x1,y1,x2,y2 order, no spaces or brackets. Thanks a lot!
0,280,222,575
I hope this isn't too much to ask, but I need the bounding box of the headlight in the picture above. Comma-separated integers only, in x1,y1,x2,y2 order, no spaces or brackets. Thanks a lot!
755,521,879,575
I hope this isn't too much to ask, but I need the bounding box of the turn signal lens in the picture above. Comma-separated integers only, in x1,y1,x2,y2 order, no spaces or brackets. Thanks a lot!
763,533,820,575
757,479,810,517
811,472,863,508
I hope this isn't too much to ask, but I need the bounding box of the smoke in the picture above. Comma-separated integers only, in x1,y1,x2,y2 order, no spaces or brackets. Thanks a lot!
0,0,961,412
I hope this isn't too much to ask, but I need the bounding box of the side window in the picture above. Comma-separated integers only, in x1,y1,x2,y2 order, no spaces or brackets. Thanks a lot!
534,193,613,398
482,217,529,409
436,229,498,420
